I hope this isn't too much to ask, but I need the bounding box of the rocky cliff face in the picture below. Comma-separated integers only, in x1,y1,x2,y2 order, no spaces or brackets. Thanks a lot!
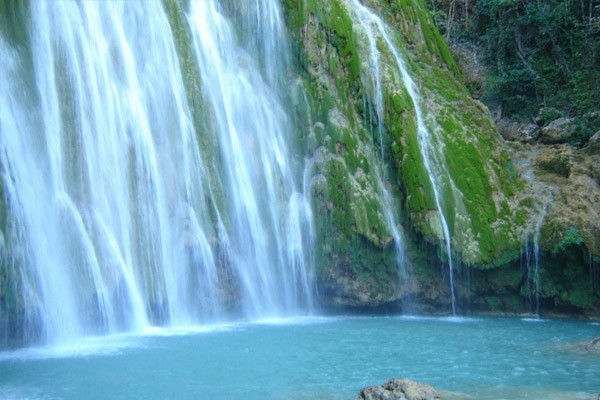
489,119,600,314
282,0,600,315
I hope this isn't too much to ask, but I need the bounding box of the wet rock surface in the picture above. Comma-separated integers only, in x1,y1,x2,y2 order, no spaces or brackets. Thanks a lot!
355,378,442,400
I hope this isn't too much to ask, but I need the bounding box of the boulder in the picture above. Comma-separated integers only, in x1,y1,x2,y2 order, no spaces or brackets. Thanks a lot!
496,119,539,143
539,117,577,144
355,378,442,400
534,107,565,127
535,152,571,178
584,131,600,155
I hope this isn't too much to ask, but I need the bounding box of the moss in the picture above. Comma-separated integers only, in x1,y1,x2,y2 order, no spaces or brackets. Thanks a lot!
498,151,519,196
537,155,571,178
375,0,517,262
328,0,362,81
551,226,585,255
491,249,520,268
284,0,526,299
348,235,397,282
321,155,390,245
415,2,461,79
519,197,534,208
444,133,498,262
385,88,437,230
283,0,362,82
515,209,528,227
281,0,309,33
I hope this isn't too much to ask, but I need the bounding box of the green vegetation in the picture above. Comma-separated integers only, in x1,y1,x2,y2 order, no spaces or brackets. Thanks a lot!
282,0,396,287
282,0,598,313
427,0,600,146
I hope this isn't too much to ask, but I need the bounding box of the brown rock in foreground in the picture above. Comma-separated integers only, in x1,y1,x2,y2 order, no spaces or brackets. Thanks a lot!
356,378,442,400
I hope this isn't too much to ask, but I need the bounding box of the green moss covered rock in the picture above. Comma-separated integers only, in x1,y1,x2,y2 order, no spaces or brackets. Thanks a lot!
283,0,600,315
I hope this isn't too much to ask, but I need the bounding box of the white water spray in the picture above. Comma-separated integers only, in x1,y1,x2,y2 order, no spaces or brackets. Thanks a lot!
0,0,314,344
186,0,315,316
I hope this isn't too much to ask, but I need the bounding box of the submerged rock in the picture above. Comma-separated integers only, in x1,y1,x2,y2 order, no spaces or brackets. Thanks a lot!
586,336,600,352
355,378,442,400
559,335,600,355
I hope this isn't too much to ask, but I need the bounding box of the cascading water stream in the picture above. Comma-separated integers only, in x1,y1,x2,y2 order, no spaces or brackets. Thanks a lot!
186,0,315,316
532,192,553,316
521,190,553,316
345,0,456,313
0,0,314,344
591,254,598,293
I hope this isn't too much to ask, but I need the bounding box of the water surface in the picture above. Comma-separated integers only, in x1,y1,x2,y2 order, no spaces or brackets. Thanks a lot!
0,316,597,399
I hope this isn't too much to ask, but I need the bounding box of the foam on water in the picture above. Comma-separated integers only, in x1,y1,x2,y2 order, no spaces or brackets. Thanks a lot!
249,316,337,326
399,315,480,323
140,323,241,337
521,317,547,323
0,334,141,361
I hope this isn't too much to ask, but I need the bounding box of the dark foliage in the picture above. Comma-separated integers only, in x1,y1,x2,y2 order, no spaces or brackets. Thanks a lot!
427,0,600,144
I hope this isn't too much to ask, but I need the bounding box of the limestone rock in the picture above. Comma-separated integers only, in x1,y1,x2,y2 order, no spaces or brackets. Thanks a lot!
534,107,565,127
584,131,600,155
449,41,486,99
510,141,600,253
497,119,539,143
535,151,571,177
356,378,442,400
539,117,577,144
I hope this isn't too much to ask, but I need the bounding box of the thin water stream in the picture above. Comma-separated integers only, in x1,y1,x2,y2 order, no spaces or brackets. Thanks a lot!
345,0,457,312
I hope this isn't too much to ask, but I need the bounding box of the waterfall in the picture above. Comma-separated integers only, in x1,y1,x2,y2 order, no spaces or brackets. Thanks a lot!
186,0,315,316
0,0,314,344
591,254,598,293
532,192,552,316
345,0,456,313
522,236,535,311
523,191,553,316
